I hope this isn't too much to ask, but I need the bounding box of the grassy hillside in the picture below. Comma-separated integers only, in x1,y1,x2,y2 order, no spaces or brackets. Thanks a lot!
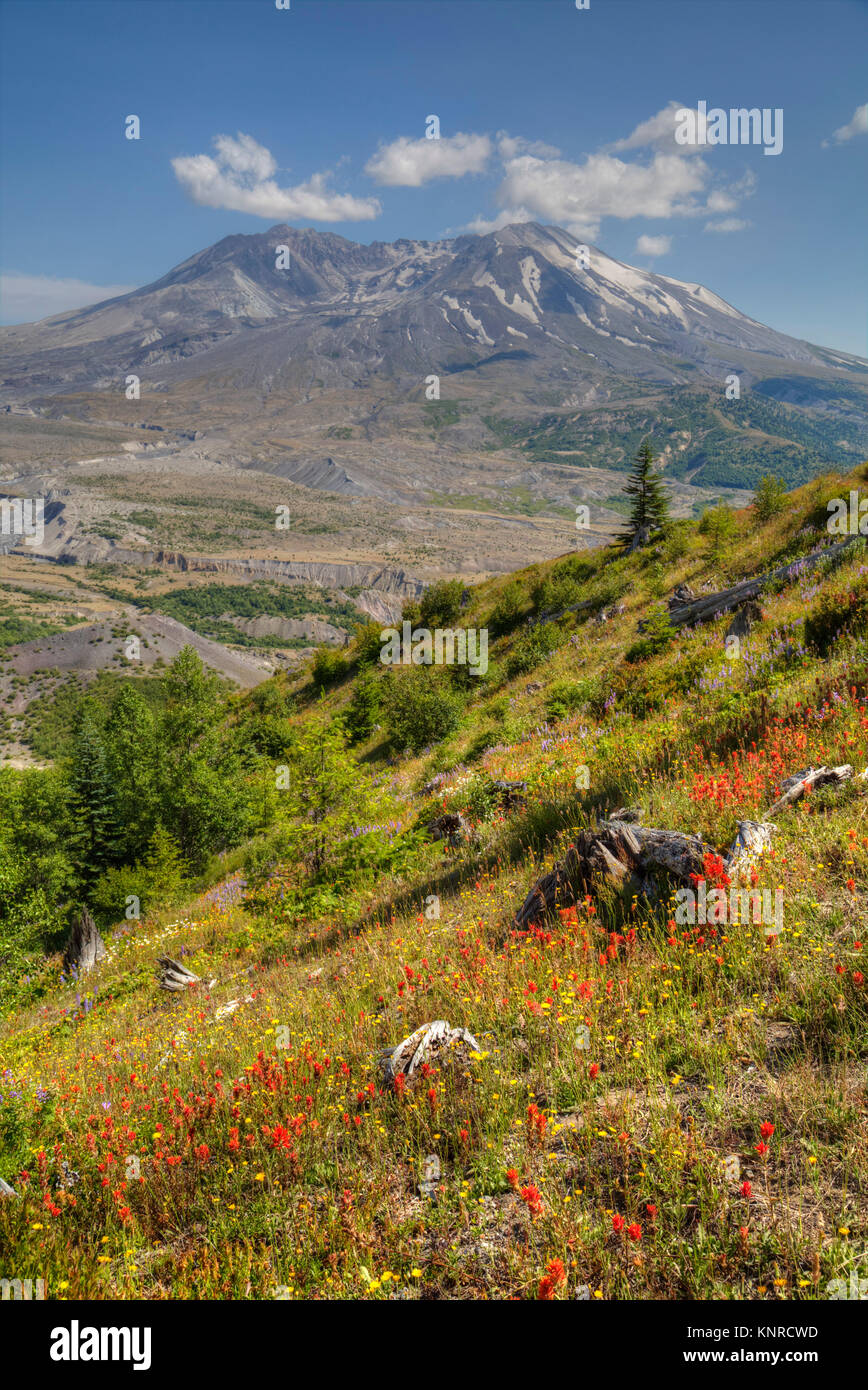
486,384,868,489
1,463,867,1301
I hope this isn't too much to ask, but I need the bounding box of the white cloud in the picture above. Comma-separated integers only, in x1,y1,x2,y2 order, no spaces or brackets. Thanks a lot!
823,102,868,147
462,106,759,238
462,207,536,234
705,189,738,213
492,150,709,239
213,132,276,181
0,273,137,324
172,132,380,221
610,101,706,156
496,131,561,160
703,218,751,234
635,234,672,257
364,132,492,186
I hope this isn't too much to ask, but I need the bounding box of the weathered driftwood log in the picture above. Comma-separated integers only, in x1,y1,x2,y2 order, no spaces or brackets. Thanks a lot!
513,818,708,929
378,1019,481,1087
156,992,251,1067
156,1030,189,1069
427,812,471,847
213,995,255,1022
493,779,527,811
59,1161,80,1190
529,598,595,627
765,764,853,819
63,908,106,976
660,537,857,632
156,956,201,992
726,819,778,874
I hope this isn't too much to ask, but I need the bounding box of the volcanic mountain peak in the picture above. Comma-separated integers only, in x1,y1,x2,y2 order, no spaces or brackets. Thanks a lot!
1,221,865,414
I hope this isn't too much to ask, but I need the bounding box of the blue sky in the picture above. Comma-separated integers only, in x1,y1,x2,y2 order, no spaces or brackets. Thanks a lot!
1,0,866,353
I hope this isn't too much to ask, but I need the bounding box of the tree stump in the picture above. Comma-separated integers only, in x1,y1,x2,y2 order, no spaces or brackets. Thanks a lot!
725,600,763,643
379,1019,481,1088
63,908,106,976
427,812,471,847
512,818,709,930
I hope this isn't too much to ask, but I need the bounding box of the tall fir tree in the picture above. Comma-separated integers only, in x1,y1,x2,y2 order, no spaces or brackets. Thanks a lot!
104,685,159,863
67,701,119,890
622,440,670,547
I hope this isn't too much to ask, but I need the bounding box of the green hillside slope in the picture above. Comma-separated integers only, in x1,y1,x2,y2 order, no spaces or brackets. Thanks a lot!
2,463,867,1301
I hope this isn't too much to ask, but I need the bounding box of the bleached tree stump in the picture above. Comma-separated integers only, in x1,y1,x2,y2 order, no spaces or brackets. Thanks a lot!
63,908,106,976
379,1019,481,1087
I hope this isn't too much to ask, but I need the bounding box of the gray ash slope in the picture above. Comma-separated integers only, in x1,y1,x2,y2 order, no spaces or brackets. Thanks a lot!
2,223,866,499
3,221,865,400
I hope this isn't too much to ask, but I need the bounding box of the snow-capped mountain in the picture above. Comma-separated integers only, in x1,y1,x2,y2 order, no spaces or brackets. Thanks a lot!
2,221,865,398
2,222,866,499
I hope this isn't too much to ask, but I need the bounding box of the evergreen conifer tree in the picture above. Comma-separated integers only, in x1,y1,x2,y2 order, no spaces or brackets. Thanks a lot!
622,440,670,546
68,701,118,888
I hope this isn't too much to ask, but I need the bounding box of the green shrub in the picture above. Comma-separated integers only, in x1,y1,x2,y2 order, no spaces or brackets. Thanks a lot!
752,474,788,522
312,646,349,687
545,679,592,721
345,671,382,743
804,579,868,656
530,573,583,616
466,727,500,761
352,622,385,667
419,579,464,628
505,622,560,677
488,580,525,636
660,520,691,563
699,502,739,550
468,774,502,819
625,605,676,663
483,695,510,721
382,670,462,751
90,864,151,925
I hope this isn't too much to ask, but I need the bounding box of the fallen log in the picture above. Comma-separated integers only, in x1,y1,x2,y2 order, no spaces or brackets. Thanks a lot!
529,598,595,627
660,537,858,632
764,764,853,819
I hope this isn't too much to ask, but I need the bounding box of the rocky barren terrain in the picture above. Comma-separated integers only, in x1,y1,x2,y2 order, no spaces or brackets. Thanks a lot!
1,221,865,757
